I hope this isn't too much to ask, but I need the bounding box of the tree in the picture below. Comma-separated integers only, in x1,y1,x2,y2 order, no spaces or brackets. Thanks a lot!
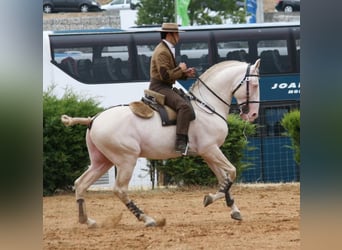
137,0,176,25
136,0,246,26
188,0,246,25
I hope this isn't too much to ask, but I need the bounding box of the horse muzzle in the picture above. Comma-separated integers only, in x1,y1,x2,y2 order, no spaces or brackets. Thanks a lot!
239,103,259,122
240,112,258,122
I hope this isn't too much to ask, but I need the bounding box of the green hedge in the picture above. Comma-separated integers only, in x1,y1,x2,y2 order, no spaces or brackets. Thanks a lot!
43,88,103,195
281,109,300,165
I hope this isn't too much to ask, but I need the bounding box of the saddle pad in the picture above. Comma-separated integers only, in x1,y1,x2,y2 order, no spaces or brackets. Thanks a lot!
129,101,154,118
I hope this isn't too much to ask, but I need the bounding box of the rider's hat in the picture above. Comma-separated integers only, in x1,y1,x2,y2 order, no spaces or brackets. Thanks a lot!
158,23,184,33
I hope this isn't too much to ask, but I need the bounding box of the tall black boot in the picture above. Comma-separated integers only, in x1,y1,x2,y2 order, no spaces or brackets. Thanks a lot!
175,134,188,155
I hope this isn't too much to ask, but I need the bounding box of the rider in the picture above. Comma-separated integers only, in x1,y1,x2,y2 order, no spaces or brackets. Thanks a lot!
149,23,196,155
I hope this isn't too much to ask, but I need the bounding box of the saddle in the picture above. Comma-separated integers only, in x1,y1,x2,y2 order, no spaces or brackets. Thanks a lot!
129,89,192,126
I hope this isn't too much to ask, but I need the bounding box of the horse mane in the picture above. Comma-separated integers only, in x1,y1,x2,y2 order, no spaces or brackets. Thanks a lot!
189,60,245,91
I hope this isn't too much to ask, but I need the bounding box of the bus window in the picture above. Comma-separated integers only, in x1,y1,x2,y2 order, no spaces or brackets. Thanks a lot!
98,45,130,82
136,45,156,80
217,41,250,63
54,47,93,81
258,39,290,74
296,39,300,71
178,42,209,76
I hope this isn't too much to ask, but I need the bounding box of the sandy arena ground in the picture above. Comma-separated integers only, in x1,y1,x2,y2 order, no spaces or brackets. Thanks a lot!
43,183,300,249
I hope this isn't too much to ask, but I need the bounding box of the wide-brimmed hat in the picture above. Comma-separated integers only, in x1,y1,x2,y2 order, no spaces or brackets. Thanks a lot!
158,23,184,33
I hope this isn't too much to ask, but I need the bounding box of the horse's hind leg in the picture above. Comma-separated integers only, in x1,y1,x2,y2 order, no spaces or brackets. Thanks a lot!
113,160,157,227
74,164,111,228
74,132,112,228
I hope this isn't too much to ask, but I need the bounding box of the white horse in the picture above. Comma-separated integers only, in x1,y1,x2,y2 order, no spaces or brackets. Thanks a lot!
61,59,261,228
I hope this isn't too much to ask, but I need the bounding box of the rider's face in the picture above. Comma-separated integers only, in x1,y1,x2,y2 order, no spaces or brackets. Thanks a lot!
169,32,179,45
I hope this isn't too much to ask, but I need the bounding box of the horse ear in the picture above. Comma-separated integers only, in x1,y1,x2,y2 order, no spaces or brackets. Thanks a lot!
251,59,261,87
253,58,261,70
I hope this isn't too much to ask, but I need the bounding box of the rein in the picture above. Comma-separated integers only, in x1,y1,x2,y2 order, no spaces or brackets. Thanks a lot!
188,63,259,121
189,91,227,122
196,77,231,107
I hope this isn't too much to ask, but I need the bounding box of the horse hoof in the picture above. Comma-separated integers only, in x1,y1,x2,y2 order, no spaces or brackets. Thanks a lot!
87,218,98,228
231,211,242,221
203,195,213,207
145,221,157,227
156,218,166,227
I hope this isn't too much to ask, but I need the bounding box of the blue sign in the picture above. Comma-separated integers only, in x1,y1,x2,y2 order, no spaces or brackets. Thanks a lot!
246,0,257,23
260,75,300,101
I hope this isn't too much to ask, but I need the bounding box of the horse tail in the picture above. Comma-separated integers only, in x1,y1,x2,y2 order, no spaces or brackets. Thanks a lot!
61,114,92,127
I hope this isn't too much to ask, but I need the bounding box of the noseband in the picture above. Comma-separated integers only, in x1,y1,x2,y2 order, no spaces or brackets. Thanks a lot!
189,63,259,121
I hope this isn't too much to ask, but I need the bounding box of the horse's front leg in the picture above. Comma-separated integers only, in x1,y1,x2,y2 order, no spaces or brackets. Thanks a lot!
203,179,242,221
201,146,242,221
113,164,157,227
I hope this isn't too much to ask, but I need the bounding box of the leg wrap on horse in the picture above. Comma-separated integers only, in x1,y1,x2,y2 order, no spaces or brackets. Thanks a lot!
126,201,144,220
77,198,88,224
219,178,234,207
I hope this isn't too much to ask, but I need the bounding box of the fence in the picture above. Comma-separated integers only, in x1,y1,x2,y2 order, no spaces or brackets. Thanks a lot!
239,101,300,183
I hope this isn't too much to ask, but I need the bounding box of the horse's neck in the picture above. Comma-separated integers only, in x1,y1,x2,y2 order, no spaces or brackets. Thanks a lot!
191,70,237,117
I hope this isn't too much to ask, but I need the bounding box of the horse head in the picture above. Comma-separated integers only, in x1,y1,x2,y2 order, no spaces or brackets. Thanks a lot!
232,59,260,122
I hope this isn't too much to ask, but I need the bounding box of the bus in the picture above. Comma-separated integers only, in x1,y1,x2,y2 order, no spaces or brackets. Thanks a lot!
43,22,300,187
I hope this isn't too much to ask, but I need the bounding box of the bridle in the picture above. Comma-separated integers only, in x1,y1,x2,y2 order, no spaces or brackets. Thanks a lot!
188,63,260,122
231,64,260,114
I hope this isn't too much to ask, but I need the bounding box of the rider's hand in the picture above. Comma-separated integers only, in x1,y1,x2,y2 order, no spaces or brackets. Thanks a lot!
179,62,187,71
185,67,196,77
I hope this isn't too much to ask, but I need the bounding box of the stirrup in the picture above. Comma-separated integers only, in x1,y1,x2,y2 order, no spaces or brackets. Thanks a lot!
183,143,189,156
176,142,189,156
